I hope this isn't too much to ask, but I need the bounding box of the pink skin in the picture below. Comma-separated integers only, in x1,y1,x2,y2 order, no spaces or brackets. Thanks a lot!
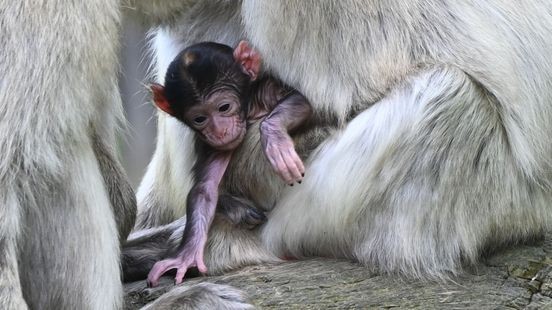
200,114,246,151
186,91,247,151
261,122,305,184
147,152,232,287
234,40,261,81
260,92,312,185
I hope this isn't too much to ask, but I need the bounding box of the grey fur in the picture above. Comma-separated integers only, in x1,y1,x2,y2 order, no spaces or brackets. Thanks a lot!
93,131,137,241
216,194,267,230
140,283,253,310
0,1,133,308
131,0,552,282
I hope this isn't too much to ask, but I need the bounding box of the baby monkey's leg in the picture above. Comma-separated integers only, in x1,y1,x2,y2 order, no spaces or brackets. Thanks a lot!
217,194,267,229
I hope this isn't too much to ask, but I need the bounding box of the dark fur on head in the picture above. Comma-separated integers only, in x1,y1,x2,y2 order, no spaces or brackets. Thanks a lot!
163,42,251,123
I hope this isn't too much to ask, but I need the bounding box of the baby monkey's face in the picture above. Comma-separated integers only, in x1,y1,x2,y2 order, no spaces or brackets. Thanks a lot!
185,90,247,151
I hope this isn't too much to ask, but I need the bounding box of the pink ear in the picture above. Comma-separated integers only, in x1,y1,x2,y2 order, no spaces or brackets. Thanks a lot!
233,40,261,81
150,83,174,116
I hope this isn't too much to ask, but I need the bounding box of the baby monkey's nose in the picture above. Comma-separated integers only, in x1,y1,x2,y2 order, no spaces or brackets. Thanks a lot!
216,128,228,139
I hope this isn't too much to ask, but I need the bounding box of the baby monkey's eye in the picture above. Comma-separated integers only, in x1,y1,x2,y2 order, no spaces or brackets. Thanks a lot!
193,116,207,124
219,103,231,112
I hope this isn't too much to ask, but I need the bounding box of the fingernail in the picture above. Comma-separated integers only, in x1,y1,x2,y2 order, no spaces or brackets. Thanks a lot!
289,184,294,186
298,181,302,184
302,173,305,177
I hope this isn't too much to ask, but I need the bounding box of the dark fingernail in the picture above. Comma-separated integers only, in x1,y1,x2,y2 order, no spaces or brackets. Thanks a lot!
289,184,294,186
302,173,305,177
298,181,302,184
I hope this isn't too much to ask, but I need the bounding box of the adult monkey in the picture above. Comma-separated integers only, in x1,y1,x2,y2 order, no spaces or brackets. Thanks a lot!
127,0,552,284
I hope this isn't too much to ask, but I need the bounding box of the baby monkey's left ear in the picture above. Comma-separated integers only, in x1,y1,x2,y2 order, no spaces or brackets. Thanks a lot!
233,40,261,81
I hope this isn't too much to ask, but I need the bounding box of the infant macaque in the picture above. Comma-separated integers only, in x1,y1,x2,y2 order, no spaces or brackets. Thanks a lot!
147,41,312,286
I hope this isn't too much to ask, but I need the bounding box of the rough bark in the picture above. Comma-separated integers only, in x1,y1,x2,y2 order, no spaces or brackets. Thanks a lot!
125,234,552,309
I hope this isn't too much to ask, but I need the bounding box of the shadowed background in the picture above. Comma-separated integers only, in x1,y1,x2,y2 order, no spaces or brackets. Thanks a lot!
120,19,156,188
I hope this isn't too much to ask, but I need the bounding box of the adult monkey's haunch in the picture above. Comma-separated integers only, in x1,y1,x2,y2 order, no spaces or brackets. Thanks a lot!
0,1,136,309
126,0,552,285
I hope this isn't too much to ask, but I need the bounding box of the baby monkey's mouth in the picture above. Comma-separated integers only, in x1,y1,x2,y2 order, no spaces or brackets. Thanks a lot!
212,128,246,151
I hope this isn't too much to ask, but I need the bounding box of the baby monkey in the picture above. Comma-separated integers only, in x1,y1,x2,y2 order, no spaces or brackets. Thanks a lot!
147,41,312,286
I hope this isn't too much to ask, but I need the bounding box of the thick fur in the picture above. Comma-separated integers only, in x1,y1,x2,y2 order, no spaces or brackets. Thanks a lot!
93,131,137,241
0,1,135,309
124,0,196,25
140,283,253,310
130,0,552,282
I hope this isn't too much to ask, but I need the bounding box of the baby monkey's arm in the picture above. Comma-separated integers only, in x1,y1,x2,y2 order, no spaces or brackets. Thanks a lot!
260,91,312,185
147,151,232,287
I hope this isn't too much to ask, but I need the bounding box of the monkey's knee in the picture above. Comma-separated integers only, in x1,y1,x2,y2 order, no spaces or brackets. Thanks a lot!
108,176,137,240
217,194,267,229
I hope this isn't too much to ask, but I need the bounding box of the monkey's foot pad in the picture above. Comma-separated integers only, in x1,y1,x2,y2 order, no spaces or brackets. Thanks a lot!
125,234,552,309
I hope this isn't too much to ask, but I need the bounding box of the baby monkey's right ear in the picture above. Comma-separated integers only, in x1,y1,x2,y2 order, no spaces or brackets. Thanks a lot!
149,83,175,116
